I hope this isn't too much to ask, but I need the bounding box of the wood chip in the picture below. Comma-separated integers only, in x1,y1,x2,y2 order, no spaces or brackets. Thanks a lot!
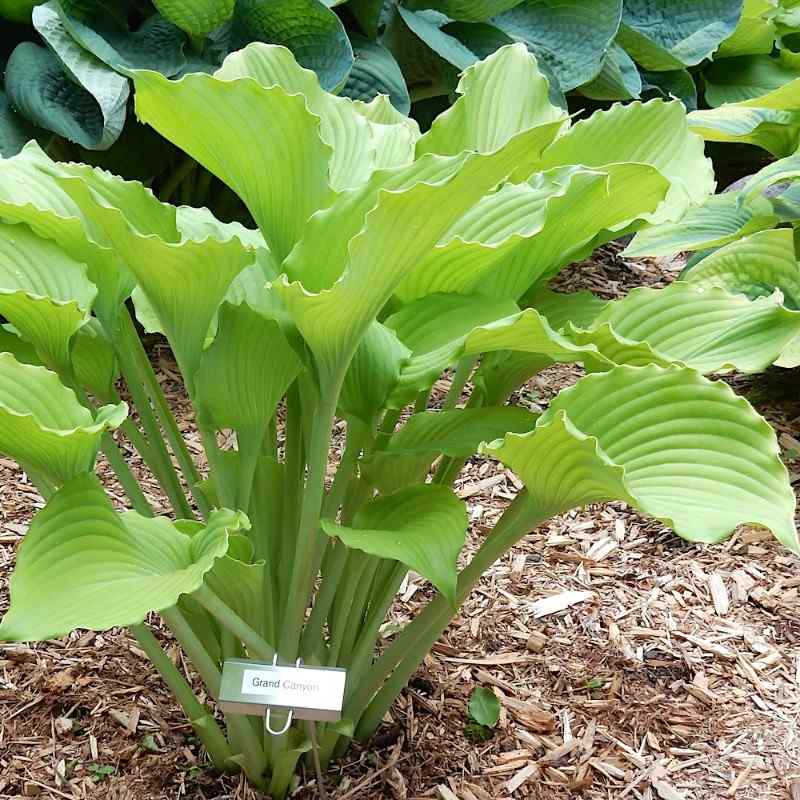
529,591,593,619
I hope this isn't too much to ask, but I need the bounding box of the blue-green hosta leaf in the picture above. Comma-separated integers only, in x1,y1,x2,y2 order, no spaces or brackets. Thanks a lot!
363,407,537,493
194,302,303,440
569,281,800,374
492,0,623,91
32,2,129,150
215,44,418,191
640,69,698,111
705,53,800,106
134,67,333,262
579,44,642,101
624,192,778,256
396,7,478,72
395,162,669,303
342,35,410,115
153,0,234,39
58,3,187,76
403,0,524,22
618,0,744,69
230,0,353,92
338,322,410,426
321,484,468,607
0,89,42,158
483,364,798,551
0,474,248,642
535,99,715,224
415,43,567,157
716,0,777,57
0,353,126,484
0,222,96,372
682,228,800,308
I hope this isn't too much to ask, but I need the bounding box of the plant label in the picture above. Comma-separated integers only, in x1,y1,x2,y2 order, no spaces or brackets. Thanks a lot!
219,658,347,721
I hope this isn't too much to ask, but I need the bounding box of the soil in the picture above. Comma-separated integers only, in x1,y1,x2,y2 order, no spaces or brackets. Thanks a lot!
1,247,799,800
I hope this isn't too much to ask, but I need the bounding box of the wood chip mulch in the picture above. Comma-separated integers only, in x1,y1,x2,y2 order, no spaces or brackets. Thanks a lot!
1,246,799,800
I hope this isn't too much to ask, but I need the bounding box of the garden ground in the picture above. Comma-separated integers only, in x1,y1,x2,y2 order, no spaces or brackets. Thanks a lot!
1,248,799,800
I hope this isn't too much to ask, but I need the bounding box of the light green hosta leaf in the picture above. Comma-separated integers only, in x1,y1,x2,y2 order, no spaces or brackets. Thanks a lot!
535,99,715,224
705,54,800,106
70,320,118,402
0,222,96,372
579,44,642,101
195,302,303,441
618,0,744,69
395,162,669,303
0,353,126,484
342,35,411,115
682,228,800,308
688,105,800,157
216,44,417,192
153,0,234,38
403,0,523,22
415,43,566,157
0,474,249,642
473,351,553,405
624,192,778,256
363,407,537,493
716,0,777,57
492,0,623,91
321,484,468,607
523,289,608,331
484,364,798,551
134,67,332,262
31,2,129,150
571,281,800,374
339,322,410,426
231,0,353,92
389,307,611,406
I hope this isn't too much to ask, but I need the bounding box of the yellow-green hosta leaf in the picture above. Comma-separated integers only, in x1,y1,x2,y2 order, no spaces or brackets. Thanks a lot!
321,484,467,607
484,364,798,551
0,474,248,642
217,44,419,190
0,222,96,372
194,302,303,440
705,54,800,106
0,353,126,484
153,0,234,38
415,44,567,157
134,67,333,262
682,228,800,308
523,288,608,331
394,162,669,303
716,0,776,58
472,351,553,405
362,407,537,493
535,99,715,223
624,191,778,256
570,282,800,374
687,105,800,157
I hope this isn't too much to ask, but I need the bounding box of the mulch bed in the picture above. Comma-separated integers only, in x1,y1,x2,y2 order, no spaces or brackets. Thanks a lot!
1,247,799,800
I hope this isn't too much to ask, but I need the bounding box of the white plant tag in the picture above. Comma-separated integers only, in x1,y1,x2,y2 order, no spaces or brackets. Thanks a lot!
219,658,347,721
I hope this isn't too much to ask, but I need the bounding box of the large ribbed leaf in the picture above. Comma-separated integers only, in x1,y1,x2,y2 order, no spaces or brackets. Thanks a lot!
0,222,96,371
682,228,800,308
704,54,800,106
153,0,234,38
716,0,776,57
688,105,800,157
579,44,642,101
321,485,467,607
0,474,248,642
0,353,126,484
415,43,566,157
134,66,332,262
215,44,417,192
570,282,800,374
30,2,129,150
403,0,523,22
363,407,537,493
483,365,798,551
342,35,411,115
394,162,669,303
524,288,608,331
535,99,715,223
618,0,744,69
492,0,623,91
230,0,353,92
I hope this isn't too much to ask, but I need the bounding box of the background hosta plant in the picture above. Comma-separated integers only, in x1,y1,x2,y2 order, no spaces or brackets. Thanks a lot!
0,44,798,796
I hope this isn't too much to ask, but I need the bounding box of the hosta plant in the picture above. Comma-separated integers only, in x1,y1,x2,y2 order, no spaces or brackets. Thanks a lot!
0,44,798,796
